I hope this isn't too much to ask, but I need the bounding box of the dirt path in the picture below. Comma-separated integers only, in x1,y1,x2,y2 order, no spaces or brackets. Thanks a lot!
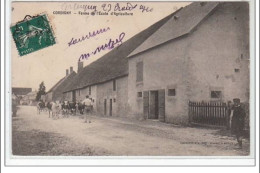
12,106,250,156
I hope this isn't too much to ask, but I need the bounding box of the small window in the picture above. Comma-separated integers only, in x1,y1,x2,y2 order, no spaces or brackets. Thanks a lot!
234,68,240,73
137,92,142,98
113,98,116,102
78,90,80,96
168,89,176,96
211,91,222,98
113,80,116,91
89,86,91,95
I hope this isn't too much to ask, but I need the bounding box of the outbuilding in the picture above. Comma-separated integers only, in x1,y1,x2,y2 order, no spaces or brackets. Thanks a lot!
127,2,249,124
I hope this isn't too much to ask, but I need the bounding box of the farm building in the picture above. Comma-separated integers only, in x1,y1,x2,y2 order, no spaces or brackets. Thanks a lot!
45,67,76,102
62,11,175,117
127,2,249,124
20,90,37,105
61,2,249,126
12,87,32,104
12,87,32,97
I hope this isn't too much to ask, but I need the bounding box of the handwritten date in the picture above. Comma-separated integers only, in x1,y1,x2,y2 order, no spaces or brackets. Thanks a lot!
101,2,152,13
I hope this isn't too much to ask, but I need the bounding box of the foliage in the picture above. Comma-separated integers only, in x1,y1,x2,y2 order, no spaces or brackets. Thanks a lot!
36,81,46,101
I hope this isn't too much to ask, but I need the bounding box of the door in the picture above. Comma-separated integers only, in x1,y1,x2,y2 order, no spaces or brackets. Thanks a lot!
149,91,159,119
104,99,107,115
109,99,113,116
143,91,149,119
158,89,165,122
72,91,76,102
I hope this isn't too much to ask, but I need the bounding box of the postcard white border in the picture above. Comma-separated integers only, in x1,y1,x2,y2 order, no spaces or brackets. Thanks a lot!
2,0,259,167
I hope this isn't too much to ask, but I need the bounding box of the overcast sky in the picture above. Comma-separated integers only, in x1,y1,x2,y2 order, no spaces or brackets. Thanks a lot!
11,1,190,91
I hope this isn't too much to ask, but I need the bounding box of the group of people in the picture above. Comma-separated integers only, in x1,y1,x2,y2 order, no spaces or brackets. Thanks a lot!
37,95,94,122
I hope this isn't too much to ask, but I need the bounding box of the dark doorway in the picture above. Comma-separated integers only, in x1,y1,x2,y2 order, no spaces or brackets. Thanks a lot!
72,91,76,102
109,99,112,116
104,99,107,115
149,91,159,119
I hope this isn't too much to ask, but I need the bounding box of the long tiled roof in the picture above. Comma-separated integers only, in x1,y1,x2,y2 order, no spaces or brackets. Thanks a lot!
52,71,77,100
128,2,219,58
47,71,76,93
63,10,178,92
47,77,66,93
12,87,32,95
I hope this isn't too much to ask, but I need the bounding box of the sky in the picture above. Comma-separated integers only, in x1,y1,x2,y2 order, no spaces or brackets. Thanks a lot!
11,1,190,91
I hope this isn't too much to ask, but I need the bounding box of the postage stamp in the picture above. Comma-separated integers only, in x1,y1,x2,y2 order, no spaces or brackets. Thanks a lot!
10,14,56,56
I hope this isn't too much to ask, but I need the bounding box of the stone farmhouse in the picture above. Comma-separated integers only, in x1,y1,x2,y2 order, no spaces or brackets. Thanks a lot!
127,2,249,124
47,2,249,125
62,11,175,116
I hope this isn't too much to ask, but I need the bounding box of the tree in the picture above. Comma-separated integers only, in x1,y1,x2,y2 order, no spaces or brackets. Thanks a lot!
36,81,46,101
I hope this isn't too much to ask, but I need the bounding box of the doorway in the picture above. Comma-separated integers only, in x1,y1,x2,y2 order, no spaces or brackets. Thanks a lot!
149,91,159,119
143,90,165,121
104,99,107,115
72,91,76,102
109,99,113,116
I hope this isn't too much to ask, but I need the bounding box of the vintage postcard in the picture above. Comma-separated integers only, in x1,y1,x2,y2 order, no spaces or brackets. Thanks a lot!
5,0,256,166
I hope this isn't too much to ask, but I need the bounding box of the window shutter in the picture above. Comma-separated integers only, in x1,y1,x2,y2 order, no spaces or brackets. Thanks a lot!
136,62,143,82
143,91,149,119
158,89,165,122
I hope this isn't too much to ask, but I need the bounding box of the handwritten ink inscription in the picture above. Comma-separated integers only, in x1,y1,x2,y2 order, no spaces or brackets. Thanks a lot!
60,2,153,14
78,32,125,61
68,27,110,47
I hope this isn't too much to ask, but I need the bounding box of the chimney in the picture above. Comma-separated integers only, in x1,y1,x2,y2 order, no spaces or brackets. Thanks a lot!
70,66,73,74
66,69,69,76
78,61,83,73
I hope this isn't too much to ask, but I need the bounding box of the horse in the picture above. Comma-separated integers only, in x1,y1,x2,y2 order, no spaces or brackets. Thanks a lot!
46,102,53,118
51,101,62,119
37,101,45,114
61,101,70,117
68,101,77,115
77,102,85,115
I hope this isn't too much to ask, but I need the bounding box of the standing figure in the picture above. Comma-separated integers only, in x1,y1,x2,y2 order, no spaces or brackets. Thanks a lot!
231,98,246,149
226,101,232,130
82,95,93,123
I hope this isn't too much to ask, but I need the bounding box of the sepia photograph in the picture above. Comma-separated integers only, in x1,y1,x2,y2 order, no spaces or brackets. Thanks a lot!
4,0,257,166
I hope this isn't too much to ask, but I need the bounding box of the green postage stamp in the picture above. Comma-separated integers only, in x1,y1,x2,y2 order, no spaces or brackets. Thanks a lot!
10,14,56,56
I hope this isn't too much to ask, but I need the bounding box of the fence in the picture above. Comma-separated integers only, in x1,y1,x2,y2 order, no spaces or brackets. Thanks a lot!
188,101,228,127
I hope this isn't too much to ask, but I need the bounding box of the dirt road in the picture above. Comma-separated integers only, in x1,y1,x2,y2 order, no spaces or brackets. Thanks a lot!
12,106,250,156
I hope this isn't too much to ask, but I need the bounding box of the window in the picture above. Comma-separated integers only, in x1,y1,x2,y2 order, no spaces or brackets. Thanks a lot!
234,68,240,73
168,89,176,96
136,61,143,82
113,98,116,102
211,91,222,98
137,92,142,98
89,86,91,95
113,80,116,91
78,90,80,96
